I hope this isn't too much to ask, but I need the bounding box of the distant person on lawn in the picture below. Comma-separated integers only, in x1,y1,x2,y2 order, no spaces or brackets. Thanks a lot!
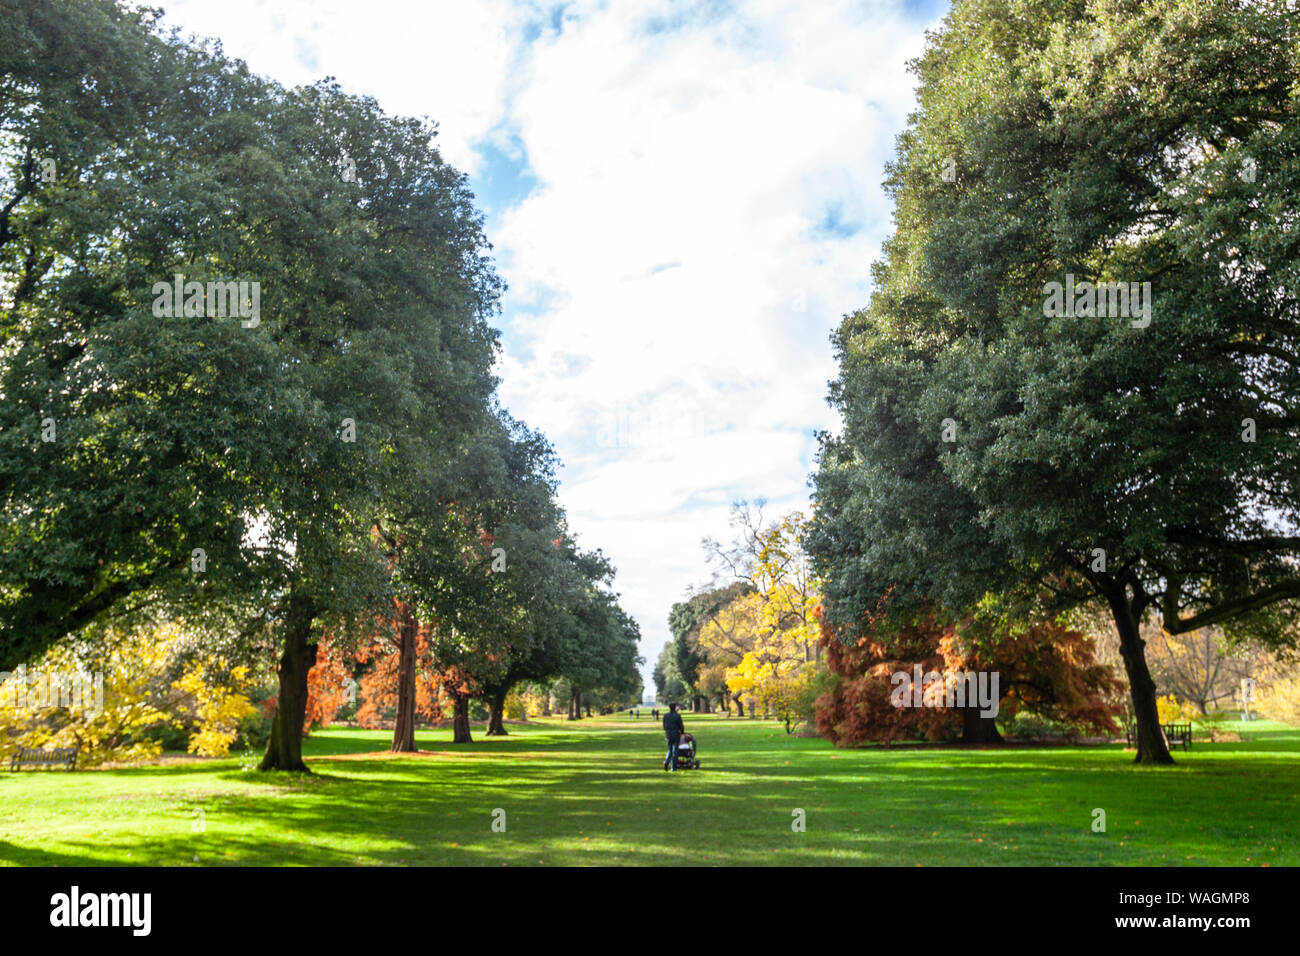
663,702,685,771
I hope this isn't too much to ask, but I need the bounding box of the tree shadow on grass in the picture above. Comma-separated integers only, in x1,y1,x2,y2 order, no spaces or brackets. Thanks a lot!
6,723,1297,867
0,838,109,867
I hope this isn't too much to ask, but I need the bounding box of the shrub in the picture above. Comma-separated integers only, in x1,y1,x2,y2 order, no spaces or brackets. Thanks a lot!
233,711,272,752
136,720,192,752
1156,694,1198,723
504,690,525,719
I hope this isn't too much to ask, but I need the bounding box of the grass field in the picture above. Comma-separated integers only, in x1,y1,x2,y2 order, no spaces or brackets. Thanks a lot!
2,713,1296,866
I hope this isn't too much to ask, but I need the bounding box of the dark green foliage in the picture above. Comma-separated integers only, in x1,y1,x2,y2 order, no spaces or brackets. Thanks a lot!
809,0,1300,764
0,0,641,770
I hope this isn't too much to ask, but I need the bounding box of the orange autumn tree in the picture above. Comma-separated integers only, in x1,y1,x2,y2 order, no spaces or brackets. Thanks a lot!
299,602,453,748
816,607,1122,746
353,627,448,731
303,633,358,732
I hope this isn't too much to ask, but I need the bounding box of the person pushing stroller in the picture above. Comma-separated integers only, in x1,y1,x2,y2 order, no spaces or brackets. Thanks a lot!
663,702,684,771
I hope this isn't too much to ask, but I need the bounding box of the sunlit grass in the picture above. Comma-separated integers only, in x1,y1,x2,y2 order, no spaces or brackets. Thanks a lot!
1,713,1296,866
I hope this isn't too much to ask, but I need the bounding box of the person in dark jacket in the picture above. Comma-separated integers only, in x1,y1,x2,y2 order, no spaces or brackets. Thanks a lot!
663,702,685,771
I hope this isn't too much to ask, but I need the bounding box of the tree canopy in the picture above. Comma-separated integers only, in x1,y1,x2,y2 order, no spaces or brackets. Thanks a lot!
808,0,1300,763
0,0,641,770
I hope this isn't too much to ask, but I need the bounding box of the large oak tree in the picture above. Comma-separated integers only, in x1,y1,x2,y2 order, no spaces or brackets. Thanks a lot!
809,0,1300,763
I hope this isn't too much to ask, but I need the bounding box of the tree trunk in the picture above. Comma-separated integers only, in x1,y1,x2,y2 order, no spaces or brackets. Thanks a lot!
452,693,473,743
486,689,507,736
733,692,744,717
960,706,1003,744
568,687,582,720
1107,588,1174,764
260,595,317,772
391,604,418,753
541,693,551,717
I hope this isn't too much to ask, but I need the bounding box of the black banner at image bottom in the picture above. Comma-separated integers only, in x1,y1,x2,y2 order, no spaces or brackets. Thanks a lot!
0,865,1280,941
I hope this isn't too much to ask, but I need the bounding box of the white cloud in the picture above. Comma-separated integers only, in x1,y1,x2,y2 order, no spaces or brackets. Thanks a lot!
493,1,937,683
149,0,528,174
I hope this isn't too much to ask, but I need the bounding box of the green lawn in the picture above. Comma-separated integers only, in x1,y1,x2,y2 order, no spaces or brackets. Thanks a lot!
2,714,1296,866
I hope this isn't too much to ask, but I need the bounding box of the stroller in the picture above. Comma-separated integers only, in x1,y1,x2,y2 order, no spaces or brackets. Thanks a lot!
672,732,700,770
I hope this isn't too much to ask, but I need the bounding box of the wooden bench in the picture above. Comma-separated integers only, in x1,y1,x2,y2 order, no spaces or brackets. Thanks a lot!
1125,723,1192,751
8,746,78,771
1163,722,1192,751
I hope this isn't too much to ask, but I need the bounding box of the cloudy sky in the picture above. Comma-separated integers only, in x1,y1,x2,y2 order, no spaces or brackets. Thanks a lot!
149,0,948,688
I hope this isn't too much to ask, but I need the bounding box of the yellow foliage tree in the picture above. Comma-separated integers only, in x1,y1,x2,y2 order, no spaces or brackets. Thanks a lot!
1156,694,1197,724
728,643,823,733
0,620,274,765
699,507,826,727
503,688,526,720
0,627,177,766
750,511,822,661
1253,660,1300,727
172,659,258,757
520,685,548,717
697,591,763,715
696,660,731,711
